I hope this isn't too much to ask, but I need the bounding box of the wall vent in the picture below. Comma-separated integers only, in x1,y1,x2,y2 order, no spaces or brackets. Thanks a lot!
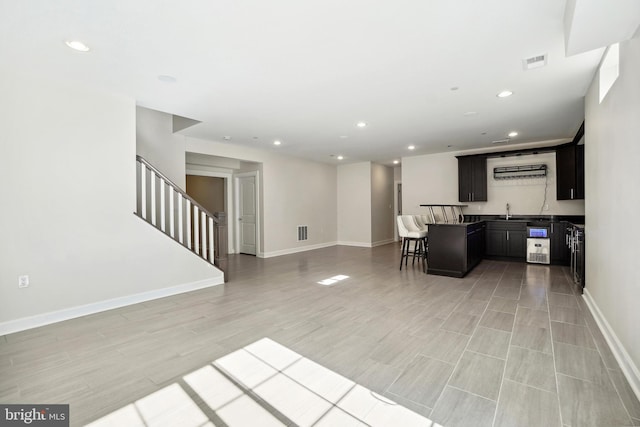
523,54,547,70
297,225,308,241
492,138,511,144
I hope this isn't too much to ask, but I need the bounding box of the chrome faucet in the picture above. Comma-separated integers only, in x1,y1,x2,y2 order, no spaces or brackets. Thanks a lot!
506,203,511,220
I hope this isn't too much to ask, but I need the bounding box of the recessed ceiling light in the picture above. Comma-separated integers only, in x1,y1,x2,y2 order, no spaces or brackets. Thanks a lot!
65,40,90,52
158,75,177,83
356,122,367,128
463,111,477,116
337,155,344,160
223,136,232,141
393,160,399,164
339,135,348,139
408,145,415,150
497,90,513,98
273,140,281,146
508,131,518,137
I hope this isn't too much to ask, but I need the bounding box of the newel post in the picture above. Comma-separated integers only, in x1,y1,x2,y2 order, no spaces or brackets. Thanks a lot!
213,212,228,282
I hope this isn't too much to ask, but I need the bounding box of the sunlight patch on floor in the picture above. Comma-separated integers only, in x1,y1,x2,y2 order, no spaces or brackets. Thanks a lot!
317,275,350,286
87,338,439,426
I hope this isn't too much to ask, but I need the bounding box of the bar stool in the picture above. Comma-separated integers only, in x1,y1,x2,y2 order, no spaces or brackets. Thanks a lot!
397,215,428,271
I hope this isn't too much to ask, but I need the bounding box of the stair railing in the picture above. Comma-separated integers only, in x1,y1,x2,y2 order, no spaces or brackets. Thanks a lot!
135,155,227,281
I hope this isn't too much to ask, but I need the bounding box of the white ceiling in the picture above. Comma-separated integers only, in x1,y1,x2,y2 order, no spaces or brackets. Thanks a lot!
1,0,637,165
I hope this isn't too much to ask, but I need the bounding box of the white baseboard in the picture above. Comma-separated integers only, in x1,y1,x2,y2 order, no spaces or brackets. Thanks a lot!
0,276,224,336
583,289,640,401
336,241,372,248
259,242,338,258
372,239,395,247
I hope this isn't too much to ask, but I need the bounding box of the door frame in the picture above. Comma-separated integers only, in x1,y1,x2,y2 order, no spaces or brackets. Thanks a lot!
394,180,402,241
186,168,235,254
234,171,261,257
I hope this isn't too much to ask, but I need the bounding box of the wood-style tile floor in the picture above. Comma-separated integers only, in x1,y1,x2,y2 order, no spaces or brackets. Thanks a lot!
1,243,639,426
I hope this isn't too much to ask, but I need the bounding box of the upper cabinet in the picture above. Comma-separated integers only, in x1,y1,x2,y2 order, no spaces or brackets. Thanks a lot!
556,144,585,200
556,123,585,200
458,155,487,202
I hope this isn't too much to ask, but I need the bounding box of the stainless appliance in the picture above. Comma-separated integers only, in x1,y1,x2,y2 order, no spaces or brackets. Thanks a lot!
527,226,550,264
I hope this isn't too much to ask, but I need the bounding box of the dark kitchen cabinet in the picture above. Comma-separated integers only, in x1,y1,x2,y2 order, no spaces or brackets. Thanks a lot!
485,229,507,257
485,221,526,260
506,228,526,259
458,156,487,202
427,222,485,278
550,221,570,265
556,144,584,200
466,222,486,270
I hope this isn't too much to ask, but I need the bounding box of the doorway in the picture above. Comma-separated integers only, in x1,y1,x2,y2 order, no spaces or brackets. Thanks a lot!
394,181,402,241
235,172,259,256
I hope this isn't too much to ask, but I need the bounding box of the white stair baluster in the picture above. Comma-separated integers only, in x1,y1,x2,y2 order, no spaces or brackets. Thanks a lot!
193,205,199,255
140,162,147,220
200,211,207,259
178,196,184,244
208,217,215,263
159,180,166,232
186,199,192,249
150,173,156,226
169,187,175,238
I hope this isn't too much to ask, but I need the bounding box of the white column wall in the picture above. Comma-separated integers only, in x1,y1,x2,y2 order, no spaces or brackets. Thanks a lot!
337,162,372,246
584,34,640,393
371,163,395,246
0,74,222,330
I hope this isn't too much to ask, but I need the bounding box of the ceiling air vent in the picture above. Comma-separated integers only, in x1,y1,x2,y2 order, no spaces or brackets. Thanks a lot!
492,138,510,144
523,54,547,70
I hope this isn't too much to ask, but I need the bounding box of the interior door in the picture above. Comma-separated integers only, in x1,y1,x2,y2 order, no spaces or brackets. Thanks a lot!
238,175,257,255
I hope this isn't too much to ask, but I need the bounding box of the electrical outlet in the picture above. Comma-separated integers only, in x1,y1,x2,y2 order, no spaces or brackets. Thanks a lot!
18,275,29,288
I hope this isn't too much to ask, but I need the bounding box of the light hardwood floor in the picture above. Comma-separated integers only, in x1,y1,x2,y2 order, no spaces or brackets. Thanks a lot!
1,243,639,426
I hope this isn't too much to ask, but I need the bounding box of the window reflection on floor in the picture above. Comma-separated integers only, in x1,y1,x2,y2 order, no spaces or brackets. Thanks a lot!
86,338,439,426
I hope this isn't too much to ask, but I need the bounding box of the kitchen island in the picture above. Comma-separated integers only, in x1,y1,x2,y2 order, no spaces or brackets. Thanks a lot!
427,221,485,278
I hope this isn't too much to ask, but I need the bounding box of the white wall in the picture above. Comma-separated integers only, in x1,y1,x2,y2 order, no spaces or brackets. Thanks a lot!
402,148,585,217
584,35,640,393
136,107,187,190
371,163,394,245
0,75,222,332
185,137,337,257
484,153,584,216
337,162,372,246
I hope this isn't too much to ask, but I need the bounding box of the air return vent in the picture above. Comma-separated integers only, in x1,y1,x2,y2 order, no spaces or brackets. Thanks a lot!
297,225,308,241
523,54,547,70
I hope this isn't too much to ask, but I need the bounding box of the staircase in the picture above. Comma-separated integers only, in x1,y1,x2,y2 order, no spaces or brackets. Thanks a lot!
135,155,227,281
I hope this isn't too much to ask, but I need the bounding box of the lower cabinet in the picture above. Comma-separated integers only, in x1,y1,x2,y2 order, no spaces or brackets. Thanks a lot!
485,221,526,260
550,221,570,265
427,222,485,278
